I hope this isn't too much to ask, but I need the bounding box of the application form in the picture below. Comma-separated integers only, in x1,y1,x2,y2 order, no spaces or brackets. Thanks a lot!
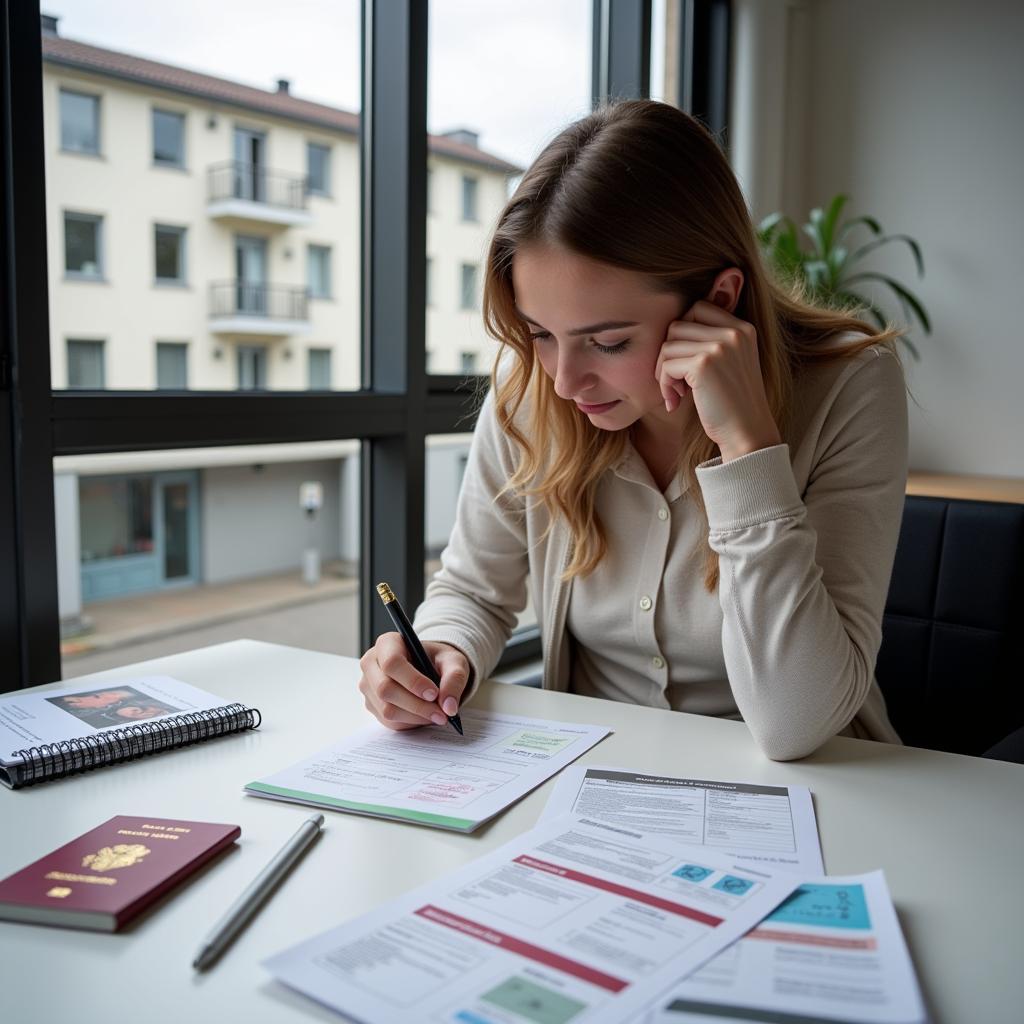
634,870,927,1024
246,710,610,832
264,817,800,1024
542,766,823,874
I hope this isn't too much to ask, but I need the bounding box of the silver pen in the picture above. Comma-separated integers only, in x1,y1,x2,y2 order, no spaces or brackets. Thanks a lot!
193,813,325,970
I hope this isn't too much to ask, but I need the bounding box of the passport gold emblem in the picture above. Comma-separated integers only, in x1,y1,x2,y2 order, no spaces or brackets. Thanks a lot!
82,844,151,871
46,887,72,898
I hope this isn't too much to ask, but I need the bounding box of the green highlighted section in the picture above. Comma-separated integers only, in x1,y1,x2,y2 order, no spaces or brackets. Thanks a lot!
481,975,587,1024
504,730,574,755
246,782,474,831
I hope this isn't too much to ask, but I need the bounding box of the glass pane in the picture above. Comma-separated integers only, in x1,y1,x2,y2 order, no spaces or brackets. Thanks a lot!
45,4,361,390
162,482,191,579
60,89,99,153
156,342,188,389
153,109,185,166
67,339,105,388
64,214,100,275
426,0,591,375
425,435,537,634
56,443,361,675
155,227,184,281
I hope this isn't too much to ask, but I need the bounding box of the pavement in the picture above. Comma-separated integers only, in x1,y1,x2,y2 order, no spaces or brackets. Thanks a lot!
61,562,361,677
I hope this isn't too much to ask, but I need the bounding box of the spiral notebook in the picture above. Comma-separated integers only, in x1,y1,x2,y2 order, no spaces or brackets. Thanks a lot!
0,676,261,789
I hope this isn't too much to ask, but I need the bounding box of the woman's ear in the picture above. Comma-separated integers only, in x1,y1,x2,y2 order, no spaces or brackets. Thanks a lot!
706,267,744,313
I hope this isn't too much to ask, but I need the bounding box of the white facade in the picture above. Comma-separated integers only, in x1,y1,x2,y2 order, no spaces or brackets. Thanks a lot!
44,30,515,620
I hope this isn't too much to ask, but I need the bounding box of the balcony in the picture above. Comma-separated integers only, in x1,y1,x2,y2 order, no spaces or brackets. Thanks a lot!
208,281,311,336
206,161,313,227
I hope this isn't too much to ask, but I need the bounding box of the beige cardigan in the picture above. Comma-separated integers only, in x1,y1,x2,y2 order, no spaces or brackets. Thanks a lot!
415,344,907,761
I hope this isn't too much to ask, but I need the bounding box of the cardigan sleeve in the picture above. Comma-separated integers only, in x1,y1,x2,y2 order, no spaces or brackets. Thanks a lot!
413,390,531,696
696,346,908,760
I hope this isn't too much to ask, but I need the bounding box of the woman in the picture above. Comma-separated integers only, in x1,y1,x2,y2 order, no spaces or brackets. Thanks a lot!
358,100,907,761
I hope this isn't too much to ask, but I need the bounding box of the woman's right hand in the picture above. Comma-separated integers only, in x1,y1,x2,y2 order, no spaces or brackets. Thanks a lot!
358,634,471,731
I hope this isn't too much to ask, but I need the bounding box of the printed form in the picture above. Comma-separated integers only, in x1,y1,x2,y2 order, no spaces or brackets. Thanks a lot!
246,710,610,832
542,766,823,874
264,817,800,1024
633,870,927,1024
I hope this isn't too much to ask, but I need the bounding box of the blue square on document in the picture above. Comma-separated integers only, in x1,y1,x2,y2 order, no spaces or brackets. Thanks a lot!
712,874,755,896
673,863,714,883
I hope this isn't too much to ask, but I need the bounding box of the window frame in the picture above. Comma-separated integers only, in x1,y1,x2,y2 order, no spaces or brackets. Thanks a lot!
154,223,187,284
63,210,104,280
306,243,333,300
58,86,100,155
306,140,332,197
152,107,186,169
155,342,189,390
2,0,678,689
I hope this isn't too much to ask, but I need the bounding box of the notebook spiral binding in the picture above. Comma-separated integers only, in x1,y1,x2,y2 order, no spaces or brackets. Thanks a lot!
11,703,262,787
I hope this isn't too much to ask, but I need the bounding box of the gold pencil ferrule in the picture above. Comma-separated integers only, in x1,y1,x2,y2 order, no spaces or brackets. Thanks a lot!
376,582,396,604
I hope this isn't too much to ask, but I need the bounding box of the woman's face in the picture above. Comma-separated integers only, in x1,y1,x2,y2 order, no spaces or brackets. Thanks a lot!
512,243,688,434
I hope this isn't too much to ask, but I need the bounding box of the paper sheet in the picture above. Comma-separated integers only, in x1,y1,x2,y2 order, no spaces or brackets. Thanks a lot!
245,709,611,832
0,676,233,765
633,870,928,1024
264,816,800,1024
541,765,823,875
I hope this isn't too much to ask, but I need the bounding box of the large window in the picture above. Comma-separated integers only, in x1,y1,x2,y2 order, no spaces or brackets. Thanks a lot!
5,1,670,687
307,244,332,299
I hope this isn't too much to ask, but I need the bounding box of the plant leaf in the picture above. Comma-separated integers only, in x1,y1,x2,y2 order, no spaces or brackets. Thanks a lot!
844,273,932,333
837,214,883,243
849,233,925,277
820,194,848,254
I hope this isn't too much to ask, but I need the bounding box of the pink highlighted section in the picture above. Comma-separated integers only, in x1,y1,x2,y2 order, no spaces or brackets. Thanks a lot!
514,855,723,927
749,928,878,950
414,905,629,993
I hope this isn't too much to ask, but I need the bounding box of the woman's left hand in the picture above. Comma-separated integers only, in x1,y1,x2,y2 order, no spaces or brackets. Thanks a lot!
655,300,782,462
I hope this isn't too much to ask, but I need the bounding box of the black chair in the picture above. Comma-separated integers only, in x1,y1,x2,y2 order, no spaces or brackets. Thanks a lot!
875,494,1024,760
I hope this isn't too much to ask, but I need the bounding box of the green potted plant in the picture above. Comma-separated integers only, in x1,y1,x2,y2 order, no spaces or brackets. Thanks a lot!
757,194,930,359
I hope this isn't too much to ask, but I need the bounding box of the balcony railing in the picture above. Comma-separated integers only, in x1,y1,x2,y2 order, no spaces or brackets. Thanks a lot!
207,161,309,211
209,281,309,322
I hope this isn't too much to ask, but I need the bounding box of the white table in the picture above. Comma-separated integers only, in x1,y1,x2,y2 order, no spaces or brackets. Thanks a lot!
1,640,1021,1023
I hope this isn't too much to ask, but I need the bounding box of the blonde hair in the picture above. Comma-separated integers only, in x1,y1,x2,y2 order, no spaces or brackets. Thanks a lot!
482,101,902,591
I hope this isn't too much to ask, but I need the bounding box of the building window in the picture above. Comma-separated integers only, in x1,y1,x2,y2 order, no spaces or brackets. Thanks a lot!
156,343,188,389
155,225,186,283
67,340,105,389
64,212,103,278
237,345,268,390
307,244,332,299
79,478,154,563
460,351,478,374
59,89,100,155
307,142,331,196
461,175,478,221
307,348,332,389
460,262,478,311
152,109,185,168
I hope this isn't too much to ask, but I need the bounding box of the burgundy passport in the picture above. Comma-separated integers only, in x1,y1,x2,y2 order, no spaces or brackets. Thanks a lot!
0,815,240,932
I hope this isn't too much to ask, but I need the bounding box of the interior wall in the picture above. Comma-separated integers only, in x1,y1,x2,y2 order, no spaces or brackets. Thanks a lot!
793,0,1024,475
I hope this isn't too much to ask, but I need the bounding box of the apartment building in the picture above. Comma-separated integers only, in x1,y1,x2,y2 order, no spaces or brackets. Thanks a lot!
41,16,519,622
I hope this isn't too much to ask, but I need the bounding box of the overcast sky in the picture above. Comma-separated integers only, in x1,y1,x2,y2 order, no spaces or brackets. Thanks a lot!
45,0,632,169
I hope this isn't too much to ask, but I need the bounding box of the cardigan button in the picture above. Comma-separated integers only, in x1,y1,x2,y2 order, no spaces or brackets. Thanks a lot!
651,655,665,670
639,595,652,611
657,507,669,521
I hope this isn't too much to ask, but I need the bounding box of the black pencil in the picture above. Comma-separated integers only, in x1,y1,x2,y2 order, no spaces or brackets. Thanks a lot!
376,582,464,735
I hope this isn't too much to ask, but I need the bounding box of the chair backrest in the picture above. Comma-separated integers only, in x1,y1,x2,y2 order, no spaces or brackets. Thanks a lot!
875,494,1024,755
